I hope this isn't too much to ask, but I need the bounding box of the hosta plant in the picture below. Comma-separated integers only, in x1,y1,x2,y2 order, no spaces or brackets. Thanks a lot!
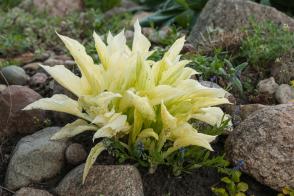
24,21,230,182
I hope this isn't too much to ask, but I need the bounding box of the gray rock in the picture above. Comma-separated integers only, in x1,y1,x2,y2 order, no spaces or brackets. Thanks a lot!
188,0,294,47
0,65,29,85
257,77,279,95
55,164,144,196
23,62,41,74
275,84,294,104
14,187,53,196
43,58,64,66
29,73,48,87
0,85,46,137
225,104,269,121
65,143,87,165
225,104,294,191
0,84,7,92
5,127,69,190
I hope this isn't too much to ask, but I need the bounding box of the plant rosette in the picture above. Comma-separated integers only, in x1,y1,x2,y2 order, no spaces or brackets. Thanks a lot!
24,20,231,182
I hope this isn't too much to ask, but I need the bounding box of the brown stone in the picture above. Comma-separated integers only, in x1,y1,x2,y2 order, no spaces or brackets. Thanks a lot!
225,104,294,191
56,164,144,196
14,187,52,196
0,85,46,137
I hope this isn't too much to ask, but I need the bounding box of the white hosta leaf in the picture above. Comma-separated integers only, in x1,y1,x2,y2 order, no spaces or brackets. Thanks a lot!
143,85,183,105
93,32,107,69
161,102,177,130
135,54,154,90
23,94,89,120
120,90,156,121
83,142,106,183
80,92,121,108
191,107,231,127
192,97,230,110
173,132,216,151
40,65,86,97
57,34,102,93
137,128,158,140
51,119,97,140
132,20,151,58
93,114,129,140
163,37,185,64
159,60,190,85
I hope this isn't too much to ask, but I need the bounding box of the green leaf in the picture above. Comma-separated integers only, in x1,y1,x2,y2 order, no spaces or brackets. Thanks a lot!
221,177,232,184
211,187,229,196
231,170,241,183
237,182,249,192
235,192,247,196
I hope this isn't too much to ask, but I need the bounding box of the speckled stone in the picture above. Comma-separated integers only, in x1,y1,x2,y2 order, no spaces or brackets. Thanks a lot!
56,164,144,196
225,104,294,191
14,187,53,196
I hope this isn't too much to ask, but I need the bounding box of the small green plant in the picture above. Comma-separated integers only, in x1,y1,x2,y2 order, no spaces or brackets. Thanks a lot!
188,51,247,95
24,21,231,182
278,187,294,196
84,0,121,12
0,8,131,57
212,167,251,196
240,20,294,66
140,0,208,29
0,0,22,10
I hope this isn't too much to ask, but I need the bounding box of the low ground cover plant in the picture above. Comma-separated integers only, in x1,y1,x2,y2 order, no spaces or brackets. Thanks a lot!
24,21,231,182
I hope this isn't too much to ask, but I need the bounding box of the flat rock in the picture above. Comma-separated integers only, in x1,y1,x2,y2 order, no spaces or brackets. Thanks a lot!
0,65,29,85
14,187,53,196
188,0,294,47
225,104,294,191
5,127,69,190
55,164,144,196
0,85,46,137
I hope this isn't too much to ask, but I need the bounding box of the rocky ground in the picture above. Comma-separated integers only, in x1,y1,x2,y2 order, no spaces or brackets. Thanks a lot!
0,0,294,195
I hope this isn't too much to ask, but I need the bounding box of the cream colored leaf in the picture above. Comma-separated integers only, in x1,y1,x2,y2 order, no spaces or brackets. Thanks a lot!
130,91,156,121
51,119,97,140
93,114,129,140
93,32,107,69
173,133,216,151
57,33,102,93
143,85,183,105
191,107,230,126
163,37,185,64
23,94,89,120
137,128,159,140
83,142,106,183
132,20,151,58
159,60,190,85
40,65,86,97
161,102,177,129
